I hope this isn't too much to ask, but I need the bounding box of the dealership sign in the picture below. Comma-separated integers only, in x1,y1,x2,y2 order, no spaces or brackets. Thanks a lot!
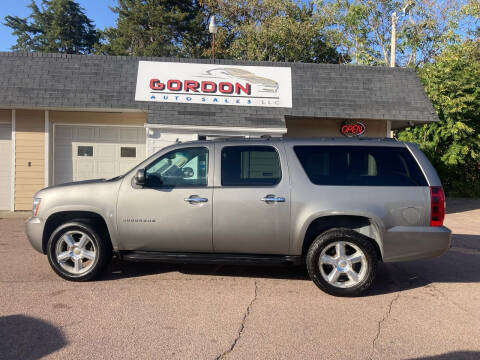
135,61,292,108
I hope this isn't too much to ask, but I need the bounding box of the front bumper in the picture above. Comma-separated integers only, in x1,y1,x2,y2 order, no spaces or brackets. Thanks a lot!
25,216,45,254
382,225,452,263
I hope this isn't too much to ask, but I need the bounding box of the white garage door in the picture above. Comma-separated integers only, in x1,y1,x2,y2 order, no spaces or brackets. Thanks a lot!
0,124,12,210
54,125,146,185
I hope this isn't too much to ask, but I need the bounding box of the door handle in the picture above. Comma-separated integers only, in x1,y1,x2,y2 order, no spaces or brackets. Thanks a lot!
260,195,286,203
184,195,208,203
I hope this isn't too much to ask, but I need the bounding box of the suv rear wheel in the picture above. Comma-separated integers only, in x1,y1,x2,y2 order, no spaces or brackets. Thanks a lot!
47,221,111,281
306,228,377,297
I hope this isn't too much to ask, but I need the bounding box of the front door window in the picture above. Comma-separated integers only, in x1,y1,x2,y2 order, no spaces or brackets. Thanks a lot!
145,147,208,187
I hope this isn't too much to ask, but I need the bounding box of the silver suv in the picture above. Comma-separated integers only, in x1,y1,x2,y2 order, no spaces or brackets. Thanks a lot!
26,138,451,296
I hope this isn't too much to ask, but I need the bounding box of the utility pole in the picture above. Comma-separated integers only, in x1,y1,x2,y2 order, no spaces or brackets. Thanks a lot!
388,11,398,138
391,2,415,67
403,1,416,65
390,12,398,67
212,33,216,60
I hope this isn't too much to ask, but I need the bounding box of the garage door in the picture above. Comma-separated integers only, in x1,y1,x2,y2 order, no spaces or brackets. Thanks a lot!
0,124,12,210
54,125,146,185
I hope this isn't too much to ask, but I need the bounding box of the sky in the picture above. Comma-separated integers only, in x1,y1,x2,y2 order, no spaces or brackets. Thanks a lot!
0,0,117,51
0,0,476,53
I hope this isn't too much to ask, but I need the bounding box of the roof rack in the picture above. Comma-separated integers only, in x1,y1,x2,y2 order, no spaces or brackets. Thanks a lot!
186,136,397,144
200,135,282,142
357,137,397,142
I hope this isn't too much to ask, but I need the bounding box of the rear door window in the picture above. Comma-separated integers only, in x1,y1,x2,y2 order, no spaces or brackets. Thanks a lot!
294,146,427,186
221,146,281,186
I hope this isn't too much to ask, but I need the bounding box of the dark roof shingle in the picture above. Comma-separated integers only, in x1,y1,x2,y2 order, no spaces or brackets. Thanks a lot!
0,51,438,128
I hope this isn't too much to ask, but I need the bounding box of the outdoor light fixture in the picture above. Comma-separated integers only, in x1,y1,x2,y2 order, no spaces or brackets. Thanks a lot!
402,0,415,16
208,16,218,60
208,16,218,34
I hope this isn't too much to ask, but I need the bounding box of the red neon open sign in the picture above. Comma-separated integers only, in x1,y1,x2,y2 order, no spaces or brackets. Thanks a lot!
341,122,366,137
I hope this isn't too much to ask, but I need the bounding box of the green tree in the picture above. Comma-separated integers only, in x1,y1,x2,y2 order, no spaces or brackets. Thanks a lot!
462,0,480,37
101,0,209,57
320,0,466,66
201,0,345,63
397,41,480,196
4,0,98,54
319,0,399,65
397,0,466,66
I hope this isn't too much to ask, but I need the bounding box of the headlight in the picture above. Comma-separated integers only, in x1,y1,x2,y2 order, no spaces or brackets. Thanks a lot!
32,198,41,217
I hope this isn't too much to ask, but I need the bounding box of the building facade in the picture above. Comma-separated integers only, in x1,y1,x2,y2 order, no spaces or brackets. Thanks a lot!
0,52,438,210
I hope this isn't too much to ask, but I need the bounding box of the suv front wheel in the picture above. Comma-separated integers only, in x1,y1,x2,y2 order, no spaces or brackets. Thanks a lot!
47,221,111,281
306,228,378,297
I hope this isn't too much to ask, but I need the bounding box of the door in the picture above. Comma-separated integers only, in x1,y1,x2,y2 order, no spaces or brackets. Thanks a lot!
213,144,290,254
0,124,12,210
116,145,213,252
54,125,146,184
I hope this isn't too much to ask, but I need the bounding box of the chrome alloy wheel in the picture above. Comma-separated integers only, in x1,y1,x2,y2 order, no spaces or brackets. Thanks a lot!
318,241,368,289
55,231,97,275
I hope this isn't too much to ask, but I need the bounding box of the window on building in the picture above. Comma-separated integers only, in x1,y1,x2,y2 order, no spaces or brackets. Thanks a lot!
77,146,93,157
121,147,136,158
221,146,281,186
294,146,427,186
145,147,208,187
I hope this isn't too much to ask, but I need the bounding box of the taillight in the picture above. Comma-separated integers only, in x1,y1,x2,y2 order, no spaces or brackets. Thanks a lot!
430,186,445,226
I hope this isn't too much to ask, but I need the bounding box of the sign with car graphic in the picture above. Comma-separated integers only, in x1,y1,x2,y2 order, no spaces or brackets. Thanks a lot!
135,61,292,108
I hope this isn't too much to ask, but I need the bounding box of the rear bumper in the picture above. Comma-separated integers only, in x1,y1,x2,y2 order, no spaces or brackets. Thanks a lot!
382,225,451,262
25,216,45,254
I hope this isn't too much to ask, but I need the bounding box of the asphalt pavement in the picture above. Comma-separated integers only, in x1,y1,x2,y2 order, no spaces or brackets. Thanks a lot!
1,199,479,359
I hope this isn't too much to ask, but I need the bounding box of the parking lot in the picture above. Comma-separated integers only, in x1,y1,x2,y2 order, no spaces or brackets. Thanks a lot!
1,199,479,360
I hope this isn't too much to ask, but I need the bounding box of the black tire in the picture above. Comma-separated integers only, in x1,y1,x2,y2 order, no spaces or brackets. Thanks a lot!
47,221,112,281
306,228,377,297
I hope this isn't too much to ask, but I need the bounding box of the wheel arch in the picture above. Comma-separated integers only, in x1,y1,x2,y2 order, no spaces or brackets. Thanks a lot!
300,215,384,261
42,211,112,254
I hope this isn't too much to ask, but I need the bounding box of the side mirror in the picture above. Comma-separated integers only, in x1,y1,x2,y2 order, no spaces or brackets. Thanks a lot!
135,169,145,186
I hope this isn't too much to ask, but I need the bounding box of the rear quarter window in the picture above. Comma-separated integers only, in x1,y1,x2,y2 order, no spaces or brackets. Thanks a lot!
294,145,427,186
